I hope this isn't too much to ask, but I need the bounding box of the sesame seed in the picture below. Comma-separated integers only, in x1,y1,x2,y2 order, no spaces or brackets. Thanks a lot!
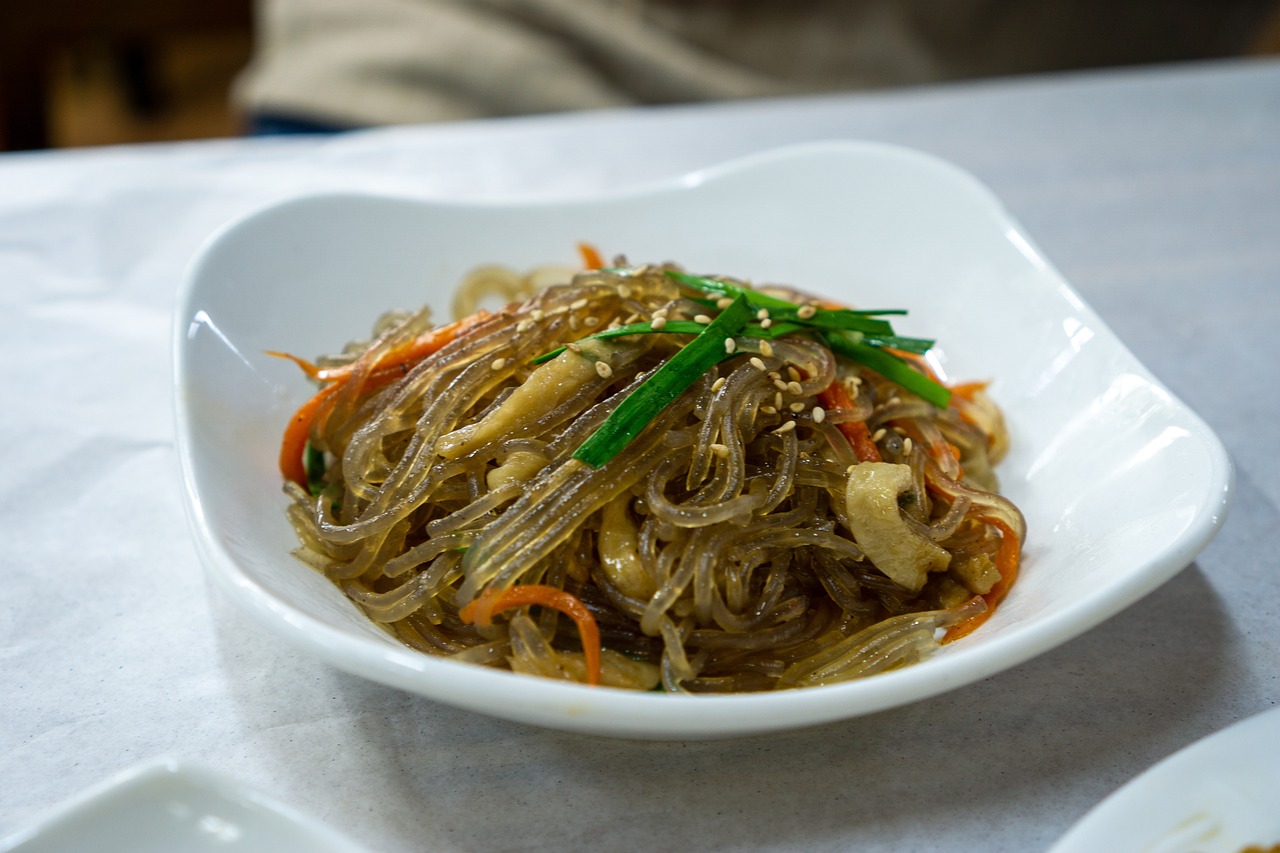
871,428,887,442
724,338,737,354
887,396,902,407
761,318,773,329
650,317,667,331
788,367,802,381
516,319,535,333
716,297,734,309
773,379,789,392
595,361,613,378
774,392,783,409
568,315,580,331
750,357,767,371
812,406,826,424
847,464,858,474
710,443,730,457
607,319,622,330
490,358,507,371
570,298,589,310
694,314,712,325
617,284,632,299
768,371,781,380
760,405,777,415
757,308,769,320
789,402,806,413
653,307,669,319
531,309,545,321
787,381,804,395
797,304,817,319
759,341,774,358
903,437,914,454
773,420,797,435
711,376,727,392
585,316,601,328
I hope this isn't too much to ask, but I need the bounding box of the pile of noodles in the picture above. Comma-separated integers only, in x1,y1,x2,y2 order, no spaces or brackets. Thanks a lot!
280,260,1026,692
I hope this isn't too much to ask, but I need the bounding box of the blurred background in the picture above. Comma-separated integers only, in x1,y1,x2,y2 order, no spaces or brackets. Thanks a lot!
3,0,1279,152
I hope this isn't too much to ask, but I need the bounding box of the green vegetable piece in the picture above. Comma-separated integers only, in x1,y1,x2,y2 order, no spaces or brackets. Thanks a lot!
573,295,754,467
822,333,952,408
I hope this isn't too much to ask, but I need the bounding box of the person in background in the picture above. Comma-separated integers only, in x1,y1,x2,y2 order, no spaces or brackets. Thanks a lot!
234,0,1277,134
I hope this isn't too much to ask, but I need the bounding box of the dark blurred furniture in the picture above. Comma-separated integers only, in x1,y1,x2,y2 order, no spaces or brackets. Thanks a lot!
0,0,252,151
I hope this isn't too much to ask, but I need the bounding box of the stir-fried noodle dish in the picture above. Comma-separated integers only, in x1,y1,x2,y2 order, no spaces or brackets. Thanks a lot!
274,251,1026,692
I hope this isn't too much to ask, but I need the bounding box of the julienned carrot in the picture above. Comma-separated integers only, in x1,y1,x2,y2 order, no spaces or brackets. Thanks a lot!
273,313,486,488
943,518,1020,642
459,585,602,686
948,380,990,400
817,381,881,463
279,383,341,488
577,242,605,270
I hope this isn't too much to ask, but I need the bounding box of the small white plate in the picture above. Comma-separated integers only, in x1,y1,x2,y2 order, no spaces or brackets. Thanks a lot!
173,141,1232,739
1050,707,1280,852
0,759,367,852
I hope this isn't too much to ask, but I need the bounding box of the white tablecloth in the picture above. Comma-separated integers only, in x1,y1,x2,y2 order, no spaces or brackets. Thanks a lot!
3,57,1278,851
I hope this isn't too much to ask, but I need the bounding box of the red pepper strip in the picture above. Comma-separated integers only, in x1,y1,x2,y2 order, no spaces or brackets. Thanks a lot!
459,585,602,686
817,381,881,463
943,518,1020,642
577,242,605,270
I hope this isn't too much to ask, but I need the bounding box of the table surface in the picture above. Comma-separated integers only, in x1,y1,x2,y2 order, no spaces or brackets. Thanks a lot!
2,56,1278,852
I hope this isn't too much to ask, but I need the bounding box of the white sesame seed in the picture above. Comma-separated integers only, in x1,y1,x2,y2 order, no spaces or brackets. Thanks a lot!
617,284,632,298
716,297,734,309
788,366,802,381
768,371,781,380
759,341,774,358
750,357,767,371
761,318,773,329
490,358,507,371
568,315,580,330
789,402,806,413
650,316,667,331
653,307,669,319
812,406,826,424
871,428,887,442
774,379,789,392
710,443,730,457
694,314,713,325
623,313,641,325
756,308,769,320
724,338,736,354
887,396,902,406
570,298,589,310
595,361,613,378
787,381,804,395
903,437,914,454
711,376,727,392
530,309,545,321
773,420,797,435
585,316,600,328
760,405,777,415
797,304,817,319
516,319,535,333
774,391,783,408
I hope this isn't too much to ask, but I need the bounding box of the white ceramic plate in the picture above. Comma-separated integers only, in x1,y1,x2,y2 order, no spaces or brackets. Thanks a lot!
173,141,1232,739
1050,707,1280,852
0,759,367,852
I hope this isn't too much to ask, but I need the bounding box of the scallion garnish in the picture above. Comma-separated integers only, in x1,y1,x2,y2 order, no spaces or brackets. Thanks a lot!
538,268,950,467
572,295,754,467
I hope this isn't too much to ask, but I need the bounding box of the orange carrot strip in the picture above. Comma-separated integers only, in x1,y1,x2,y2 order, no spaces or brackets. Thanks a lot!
817,382,881,463
577,242,605,270
943,518,1020,642
274,313,486,487
948,380,990,401
313,312,487,383
279,383,341,488
459,585,602,686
